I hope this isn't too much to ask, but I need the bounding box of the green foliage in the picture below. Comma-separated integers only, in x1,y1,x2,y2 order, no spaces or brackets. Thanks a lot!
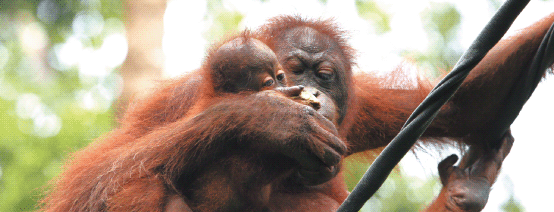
205,0,244,42
502,196,525,212
205,10,244,42
422,2,460,41
355,0,391,34
343,156,440,211
404,2,462,78
0,0,122,211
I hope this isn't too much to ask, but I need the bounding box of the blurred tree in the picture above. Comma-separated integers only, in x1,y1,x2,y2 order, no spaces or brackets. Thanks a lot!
118,0,166,110
205,0,244,43
502,197,525,212
355,0,391,34
407,2,463,78
0,0,124,210
343,155,439,211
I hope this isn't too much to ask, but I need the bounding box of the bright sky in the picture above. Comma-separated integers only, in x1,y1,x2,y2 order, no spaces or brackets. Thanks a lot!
162,0,554,211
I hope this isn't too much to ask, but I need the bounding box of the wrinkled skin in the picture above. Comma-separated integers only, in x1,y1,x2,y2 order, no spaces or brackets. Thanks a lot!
273,26,350,125
427,131,514,211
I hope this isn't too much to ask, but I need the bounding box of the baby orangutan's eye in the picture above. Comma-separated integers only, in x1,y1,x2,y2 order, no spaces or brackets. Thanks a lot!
276,73,285,81
263,77,274,87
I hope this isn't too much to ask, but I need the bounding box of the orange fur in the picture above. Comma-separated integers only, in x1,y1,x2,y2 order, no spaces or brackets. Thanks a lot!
40,13,554,212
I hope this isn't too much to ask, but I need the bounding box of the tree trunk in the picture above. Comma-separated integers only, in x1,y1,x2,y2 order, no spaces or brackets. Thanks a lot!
118,0,167,115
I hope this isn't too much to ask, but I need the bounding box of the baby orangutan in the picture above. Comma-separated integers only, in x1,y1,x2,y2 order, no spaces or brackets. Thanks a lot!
181,32,324,212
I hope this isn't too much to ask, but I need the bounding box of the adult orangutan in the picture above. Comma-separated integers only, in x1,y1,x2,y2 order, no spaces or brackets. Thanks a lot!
41,12,554,212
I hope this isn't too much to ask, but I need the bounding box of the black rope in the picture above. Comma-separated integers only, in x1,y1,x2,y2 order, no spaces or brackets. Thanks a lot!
337,0,531,211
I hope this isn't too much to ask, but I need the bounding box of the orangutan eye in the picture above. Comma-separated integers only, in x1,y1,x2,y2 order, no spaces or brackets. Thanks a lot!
287,58,304,74
263,77,274,87
276,70,285,81
277,73,285,81
317,67,334,80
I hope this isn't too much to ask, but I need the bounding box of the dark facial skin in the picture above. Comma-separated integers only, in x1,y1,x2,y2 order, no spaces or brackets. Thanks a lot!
210,38,287,92
273,27,350,125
